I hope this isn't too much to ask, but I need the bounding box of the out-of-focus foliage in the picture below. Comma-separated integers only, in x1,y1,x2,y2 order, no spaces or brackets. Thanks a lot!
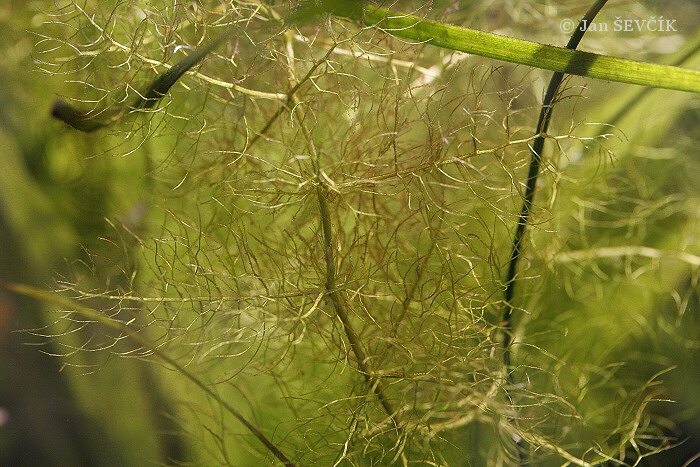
2,0,699,465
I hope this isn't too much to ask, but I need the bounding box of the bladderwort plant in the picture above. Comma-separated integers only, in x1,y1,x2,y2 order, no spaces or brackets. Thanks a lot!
7,0,700,465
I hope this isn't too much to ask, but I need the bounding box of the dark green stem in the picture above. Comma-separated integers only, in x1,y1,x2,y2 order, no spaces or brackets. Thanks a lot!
500,1,608,462
502,0,608,365
51,28,235,132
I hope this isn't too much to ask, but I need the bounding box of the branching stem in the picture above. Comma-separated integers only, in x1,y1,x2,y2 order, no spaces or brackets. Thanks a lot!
280,37,400,427
315,183,399,422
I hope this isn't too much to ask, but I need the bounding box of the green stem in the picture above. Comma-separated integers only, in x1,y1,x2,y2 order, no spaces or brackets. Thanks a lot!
52,28,237,132
0,281,295,467
503,0,609,366
334,4,700,93
501,0,609,462
315,183,399,423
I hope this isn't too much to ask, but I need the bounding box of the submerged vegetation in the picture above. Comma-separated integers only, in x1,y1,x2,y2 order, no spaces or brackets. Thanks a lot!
1,1,699,465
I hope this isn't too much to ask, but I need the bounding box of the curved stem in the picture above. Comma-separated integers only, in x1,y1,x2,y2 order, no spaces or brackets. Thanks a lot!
500,1,608,462
502,0,608,364
51,28,237,132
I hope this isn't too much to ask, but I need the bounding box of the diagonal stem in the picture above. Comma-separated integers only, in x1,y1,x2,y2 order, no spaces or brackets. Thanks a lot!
287,73,400,424
502,0,609,366
0,281,295,466
315,183,399,423
500,1,608,462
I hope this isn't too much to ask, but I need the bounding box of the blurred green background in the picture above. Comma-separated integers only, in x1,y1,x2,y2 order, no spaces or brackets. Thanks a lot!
0,0,698,465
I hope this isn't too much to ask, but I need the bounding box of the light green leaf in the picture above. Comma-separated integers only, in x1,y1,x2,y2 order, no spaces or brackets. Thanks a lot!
334,5,700,93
